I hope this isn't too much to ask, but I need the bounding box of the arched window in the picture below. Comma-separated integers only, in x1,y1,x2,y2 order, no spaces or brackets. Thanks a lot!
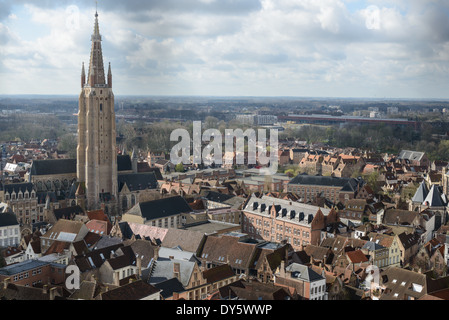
131,194,136,207
122,196,128,211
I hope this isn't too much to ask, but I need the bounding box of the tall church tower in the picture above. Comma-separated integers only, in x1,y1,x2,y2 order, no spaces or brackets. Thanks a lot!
77,10,117,210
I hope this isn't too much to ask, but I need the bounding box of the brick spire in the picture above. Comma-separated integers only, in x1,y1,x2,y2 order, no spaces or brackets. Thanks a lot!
87,10,106,87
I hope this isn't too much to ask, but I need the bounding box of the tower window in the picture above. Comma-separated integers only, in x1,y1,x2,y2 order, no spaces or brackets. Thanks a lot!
100,103,103,111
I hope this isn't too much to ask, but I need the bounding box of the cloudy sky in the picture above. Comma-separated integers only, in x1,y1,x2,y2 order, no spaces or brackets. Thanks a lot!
1,0,449,99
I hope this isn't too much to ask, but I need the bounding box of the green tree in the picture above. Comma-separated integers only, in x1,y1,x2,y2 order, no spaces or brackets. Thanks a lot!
175,163,184,172
363,171,380,194
58,133,77,158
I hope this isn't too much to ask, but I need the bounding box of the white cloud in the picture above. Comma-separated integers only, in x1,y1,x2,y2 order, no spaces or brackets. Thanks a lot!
0,0,449,98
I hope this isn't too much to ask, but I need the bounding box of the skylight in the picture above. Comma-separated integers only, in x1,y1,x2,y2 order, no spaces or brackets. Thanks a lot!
412,283,423,293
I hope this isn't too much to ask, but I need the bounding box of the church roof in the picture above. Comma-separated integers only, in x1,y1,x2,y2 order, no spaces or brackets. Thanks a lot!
30,159,77,176
117,173,158,192
412,181,429,203
423,185,446,207
127,196,193,221
117,155,132,172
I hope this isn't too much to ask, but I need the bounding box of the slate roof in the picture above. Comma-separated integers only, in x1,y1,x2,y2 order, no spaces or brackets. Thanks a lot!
152,278,185,299
289,174,352,187
127,196,193,221
36,192,58,204
117,155,132,172
0,259,48,276
398,232,420,250
115,221,135,240
150,257,196,287
0,283,64,300
137,165,163,180
0,212,19,228
107,246,137,270
30,159,77,176
2,182,34,194
203,264,235,284
53,206,85,221
285,263,324,282
423,185,446,207
117,172,158,192
219,279,292,300
362,241,385,251
200,190,235,203
412,181,429,203
101,280,160,300
74,243,124,272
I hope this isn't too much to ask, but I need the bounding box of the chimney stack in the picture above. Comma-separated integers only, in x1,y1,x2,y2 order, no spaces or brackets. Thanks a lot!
173,262,181,281
49,287,57,301
3,278,10,290
137,255,142,278
113,272,120,286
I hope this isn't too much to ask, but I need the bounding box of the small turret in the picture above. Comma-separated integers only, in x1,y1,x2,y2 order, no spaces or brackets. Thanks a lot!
81,62,85,88
108,62,112,88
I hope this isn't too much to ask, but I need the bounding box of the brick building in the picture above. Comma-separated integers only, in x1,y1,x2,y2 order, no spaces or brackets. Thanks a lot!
242,194,337,250
287,174,364,203
0,260,66,287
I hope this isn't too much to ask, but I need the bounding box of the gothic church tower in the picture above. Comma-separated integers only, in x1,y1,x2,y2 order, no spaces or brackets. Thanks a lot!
77,11,117,210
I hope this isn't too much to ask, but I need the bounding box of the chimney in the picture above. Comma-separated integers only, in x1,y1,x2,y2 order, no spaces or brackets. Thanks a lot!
49,287,57,301
3,278,10,290
113,271,120,286
173,262,181,281
154,247,160,260
137,255,142,278
280,260,286,277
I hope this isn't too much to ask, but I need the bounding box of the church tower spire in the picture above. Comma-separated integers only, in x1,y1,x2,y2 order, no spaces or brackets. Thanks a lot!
77,9,117,212
88,10,106,87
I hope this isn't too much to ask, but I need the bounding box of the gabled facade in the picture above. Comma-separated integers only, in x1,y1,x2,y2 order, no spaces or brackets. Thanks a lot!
242,194,332,249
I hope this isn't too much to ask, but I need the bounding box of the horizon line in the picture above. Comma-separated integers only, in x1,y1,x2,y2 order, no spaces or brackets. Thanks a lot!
1,94,449,102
